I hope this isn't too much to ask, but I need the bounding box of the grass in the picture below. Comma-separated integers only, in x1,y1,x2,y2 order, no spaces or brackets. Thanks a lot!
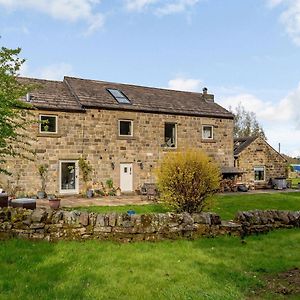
73,192,300,221
210,192,300,220
0,229,299,299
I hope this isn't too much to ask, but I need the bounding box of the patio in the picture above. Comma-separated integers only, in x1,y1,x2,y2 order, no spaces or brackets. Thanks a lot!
37,195,153,209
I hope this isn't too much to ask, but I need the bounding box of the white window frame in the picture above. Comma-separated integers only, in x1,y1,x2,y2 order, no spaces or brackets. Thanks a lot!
202,125,214,140
118,119,133,137
39,114,58,134
164,122,177,148
254,166,265,182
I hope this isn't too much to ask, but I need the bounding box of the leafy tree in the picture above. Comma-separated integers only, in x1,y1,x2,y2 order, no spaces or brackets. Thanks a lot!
230,103,266,139
0,47,34,174
156,149,221,213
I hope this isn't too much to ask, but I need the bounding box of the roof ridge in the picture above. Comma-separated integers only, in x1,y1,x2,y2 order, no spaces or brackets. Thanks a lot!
64,76,211,97
18,76,63,83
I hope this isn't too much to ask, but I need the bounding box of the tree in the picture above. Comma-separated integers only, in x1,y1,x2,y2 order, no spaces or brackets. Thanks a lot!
0,47,34,174
156,149,221,213
230,103,266,139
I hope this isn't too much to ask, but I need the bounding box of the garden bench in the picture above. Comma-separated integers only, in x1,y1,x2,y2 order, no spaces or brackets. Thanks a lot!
140,183,159,201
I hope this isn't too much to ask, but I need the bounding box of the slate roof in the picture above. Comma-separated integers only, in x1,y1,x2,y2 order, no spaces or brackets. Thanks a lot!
64,76,233,118
18,77,83,112
18,76,234,118
234,137,258,156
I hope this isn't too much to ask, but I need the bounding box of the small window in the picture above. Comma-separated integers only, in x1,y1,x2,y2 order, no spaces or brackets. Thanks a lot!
164,123,176,148
107,89,131,104
202,125,213,140
254,166,265,181
119,120,133,136
39,115,57,133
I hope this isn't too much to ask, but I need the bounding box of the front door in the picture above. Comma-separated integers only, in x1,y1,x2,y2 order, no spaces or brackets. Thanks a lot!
59,161,79,194
120,163,133,192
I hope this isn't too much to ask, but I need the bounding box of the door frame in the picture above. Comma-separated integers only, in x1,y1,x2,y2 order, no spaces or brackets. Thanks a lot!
59,160,79,194
120,163,133,192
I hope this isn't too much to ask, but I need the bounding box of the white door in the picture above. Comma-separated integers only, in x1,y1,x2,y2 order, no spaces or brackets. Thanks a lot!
120,163,133,192
59,160,79,194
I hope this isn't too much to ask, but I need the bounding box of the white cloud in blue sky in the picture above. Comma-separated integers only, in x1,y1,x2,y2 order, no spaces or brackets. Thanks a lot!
1,0,300,156
124,0,200,15
0,0,105,34
267,0,300,45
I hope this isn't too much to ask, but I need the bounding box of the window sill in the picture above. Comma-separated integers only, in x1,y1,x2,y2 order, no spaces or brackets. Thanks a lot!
201,139,216,143
117,136,136,140
37,133,61,138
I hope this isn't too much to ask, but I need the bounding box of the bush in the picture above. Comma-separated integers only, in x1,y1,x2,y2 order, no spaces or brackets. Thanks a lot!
156,149,221,213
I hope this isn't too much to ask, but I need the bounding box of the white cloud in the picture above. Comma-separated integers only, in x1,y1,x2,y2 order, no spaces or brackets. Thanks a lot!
167,77,202,92
20,62,73,80
0,0,105,34
267,0,300,46
124,0,199,15
217,82,300,156
125,0,159,11
156,0,199,16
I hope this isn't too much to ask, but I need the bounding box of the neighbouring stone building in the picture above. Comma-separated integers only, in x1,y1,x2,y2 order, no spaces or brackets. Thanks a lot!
0,76,235,196
234,136,287,189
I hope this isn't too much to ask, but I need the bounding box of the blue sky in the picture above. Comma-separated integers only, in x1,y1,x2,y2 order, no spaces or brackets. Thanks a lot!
1,0,300,156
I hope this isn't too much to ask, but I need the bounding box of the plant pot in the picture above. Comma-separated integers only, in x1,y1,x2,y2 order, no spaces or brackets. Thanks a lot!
86,189,94,198
49,199,61,209
37,191,47,199
0,193,8,208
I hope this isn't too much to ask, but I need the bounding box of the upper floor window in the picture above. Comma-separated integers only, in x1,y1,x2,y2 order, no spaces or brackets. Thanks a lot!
119,120,133,136
39,115,57,133
164,123,176,148
107,89,131,104
202,125,213,140
254,166,265,181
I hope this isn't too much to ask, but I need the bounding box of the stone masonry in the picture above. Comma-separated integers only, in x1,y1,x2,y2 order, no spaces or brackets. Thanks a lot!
0,207,299,242
0,109,234,196
235,137,287,189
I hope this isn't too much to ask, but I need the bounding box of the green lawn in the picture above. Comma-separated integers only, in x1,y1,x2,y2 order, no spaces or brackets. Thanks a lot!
0,229,299,299
74,192,300,221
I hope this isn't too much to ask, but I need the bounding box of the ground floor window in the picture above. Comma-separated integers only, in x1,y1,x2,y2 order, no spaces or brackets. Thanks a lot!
254,166,265,181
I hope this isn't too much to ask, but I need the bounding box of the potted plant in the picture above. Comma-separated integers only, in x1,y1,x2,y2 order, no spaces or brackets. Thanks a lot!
37,164,48,199
78,157,93,197
47,194,61,209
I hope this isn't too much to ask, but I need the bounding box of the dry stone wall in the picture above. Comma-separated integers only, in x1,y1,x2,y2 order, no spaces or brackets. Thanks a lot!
0,208,299,242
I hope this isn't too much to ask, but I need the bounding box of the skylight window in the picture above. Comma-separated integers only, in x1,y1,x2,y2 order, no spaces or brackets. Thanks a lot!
107,88,131,104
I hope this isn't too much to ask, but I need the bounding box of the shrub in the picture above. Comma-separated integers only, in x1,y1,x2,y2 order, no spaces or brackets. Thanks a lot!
156,149,221,213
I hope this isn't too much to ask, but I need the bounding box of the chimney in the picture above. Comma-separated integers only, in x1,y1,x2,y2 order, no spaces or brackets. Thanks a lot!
202,87,214,103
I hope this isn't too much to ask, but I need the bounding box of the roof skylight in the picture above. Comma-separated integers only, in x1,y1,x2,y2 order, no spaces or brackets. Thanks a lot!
107,88,131,104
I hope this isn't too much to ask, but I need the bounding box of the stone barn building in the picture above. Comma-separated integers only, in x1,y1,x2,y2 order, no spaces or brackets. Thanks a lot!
0,76,235,196
234,136,287,189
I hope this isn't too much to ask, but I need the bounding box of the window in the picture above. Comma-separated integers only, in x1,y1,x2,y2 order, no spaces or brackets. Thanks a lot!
202,125,213,140
39,115,57,133
107,89,131,104
119,120,133,136
254,166,265,181
164,123,176,148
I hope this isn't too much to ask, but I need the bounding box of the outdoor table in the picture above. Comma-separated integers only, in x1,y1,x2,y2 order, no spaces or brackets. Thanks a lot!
11,198,36,210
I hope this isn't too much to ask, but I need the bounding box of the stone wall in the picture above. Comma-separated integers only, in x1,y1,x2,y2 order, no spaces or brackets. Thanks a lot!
0,108,234,196
0,208,299,242
235,137,287,189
